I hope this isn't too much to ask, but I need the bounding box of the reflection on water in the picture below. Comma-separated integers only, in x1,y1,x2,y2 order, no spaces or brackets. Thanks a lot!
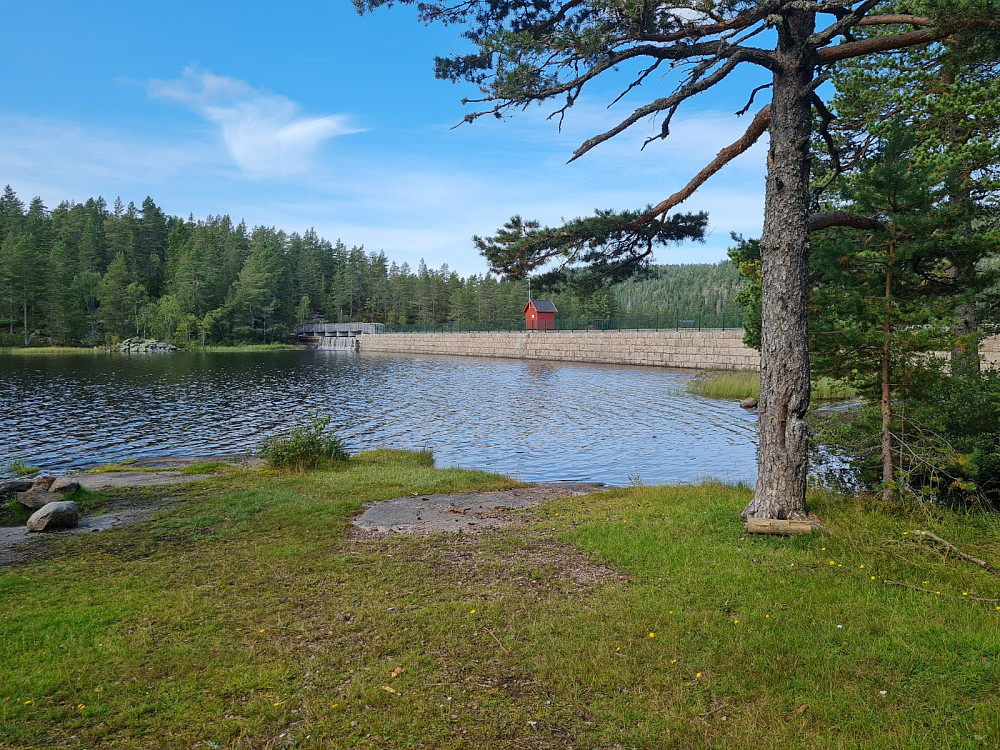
1,350,759,486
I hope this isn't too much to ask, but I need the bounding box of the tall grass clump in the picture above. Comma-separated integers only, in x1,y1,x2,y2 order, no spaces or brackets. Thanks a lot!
687,370,760,399
192,344,301,353
688,370,856,400
258,415,348,470
5,457,39,476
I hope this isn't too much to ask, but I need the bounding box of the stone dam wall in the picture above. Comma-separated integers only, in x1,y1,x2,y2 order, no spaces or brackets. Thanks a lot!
358,329,1000,371
358,329,761,370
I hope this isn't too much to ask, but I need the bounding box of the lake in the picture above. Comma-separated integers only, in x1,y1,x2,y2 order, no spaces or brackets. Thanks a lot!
1,350,758,486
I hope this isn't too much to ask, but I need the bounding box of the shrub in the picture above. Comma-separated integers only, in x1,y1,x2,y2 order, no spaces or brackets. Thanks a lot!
258,415,348,470
812,368,1000,507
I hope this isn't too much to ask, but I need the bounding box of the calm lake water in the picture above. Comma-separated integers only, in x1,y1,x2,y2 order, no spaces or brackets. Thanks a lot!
1,350,758,486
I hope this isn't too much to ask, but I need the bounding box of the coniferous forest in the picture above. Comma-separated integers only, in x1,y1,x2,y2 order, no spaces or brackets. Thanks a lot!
0,186,743,347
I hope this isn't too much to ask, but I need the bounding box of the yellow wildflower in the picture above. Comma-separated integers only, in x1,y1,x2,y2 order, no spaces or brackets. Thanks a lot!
648,632,655,638
469,609,476,614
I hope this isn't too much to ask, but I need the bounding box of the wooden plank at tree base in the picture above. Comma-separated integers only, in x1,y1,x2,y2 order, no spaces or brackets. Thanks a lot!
746,519,813,535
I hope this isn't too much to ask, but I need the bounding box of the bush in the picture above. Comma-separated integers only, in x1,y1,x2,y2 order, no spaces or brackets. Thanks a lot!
812,368,1000,507
259,415,348,470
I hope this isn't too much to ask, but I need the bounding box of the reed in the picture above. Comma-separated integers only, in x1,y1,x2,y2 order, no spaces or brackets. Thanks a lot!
688,370,856,400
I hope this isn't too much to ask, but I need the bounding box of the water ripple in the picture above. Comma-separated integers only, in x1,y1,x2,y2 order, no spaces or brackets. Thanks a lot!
2,350,759,486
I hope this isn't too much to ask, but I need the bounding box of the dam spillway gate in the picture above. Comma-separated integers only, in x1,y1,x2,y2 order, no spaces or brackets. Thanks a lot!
294,322,385,350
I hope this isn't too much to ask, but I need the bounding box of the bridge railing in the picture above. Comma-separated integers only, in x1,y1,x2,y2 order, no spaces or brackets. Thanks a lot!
382,311,745,334
294,322,385,335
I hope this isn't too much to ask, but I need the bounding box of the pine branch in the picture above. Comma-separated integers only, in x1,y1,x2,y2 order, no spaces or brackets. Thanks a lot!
637,105,771,223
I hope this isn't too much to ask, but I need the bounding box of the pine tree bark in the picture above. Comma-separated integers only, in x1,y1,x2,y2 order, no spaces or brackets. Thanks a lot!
881,259,894,503
743,9,815,521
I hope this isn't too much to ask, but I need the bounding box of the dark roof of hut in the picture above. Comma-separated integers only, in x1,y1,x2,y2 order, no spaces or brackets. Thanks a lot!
524,299,558,313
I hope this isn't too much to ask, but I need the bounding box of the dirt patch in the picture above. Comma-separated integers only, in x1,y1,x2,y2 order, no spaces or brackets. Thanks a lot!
352,482,603,537
0,491,179,567
0,456,250,567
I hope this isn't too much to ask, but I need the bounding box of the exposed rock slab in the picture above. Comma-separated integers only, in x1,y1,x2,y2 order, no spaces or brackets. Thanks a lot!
73,471,214,490
353,482,603,536
26,501,79,532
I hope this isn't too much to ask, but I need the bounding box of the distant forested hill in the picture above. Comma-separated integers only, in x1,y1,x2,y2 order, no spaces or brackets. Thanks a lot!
613,262,743,315
0,185,746,346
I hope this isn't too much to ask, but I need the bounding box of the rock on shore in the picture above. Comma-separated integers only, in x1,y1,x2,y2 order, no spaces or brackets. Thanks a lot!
26,501,79,532
115,338,178,353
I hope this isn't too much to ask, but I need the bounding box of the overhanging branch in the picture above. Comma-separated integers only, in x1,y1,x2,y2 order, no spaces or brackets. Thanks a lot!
636,105,771,224
810,211,886,231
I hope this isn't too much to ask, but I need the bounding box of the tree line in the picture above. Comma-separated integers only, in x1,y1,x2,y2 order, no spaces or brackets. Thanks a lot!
0,186,743,347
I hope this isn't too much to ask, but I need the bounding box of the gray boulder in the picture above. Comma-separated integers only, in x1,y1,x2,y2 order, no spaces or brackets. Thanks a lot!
17,487,63,510
49,477,81,495
740,397,759,410
26,501,79,532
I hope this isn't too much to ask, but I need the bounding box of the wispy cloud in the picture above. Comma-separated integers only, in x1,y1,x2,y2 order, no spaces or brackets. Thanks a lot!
148,67,361,177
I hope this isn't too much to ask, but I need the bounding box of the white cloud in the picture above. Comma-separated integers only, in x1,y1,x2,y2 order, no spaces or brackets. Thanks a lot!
148,67,361,177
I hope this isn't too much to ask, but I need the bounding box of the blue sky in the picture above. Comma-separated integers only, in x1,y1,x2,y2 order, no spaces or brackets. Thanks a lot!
0,1,770,276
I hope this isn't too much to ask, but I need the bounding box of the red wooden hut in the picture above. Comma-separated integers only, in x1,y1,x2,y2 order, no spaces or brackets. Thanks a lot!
523,299,557,331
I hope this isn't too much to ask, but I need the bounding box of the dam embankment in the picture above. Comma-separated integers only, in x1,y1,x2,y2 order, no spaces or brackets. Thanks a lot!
358,329,761,370
358,329,1000,372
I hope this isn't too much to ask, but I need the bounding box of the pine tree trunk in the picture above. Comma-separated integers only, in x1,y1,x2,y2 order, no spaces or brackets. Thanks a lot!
743,10,814,521
949,175,980,377
881,264,894,503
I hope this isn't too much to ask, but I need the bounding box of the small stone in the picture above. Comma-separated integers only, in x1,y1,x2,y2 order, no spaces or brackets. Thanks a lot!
49,477,81,495
740,397,759,410
17,487,63,510
26,501,79,532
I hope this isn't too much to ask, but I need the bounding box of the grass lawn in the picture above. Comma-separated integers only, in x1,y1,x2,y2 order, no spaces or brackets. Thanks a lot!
1,450,998,749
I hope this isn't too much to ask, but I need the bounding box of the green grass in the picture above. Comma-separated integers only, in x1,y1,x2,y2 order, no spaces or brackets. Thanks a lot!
189,344,302,352
85,461,237,475
689,370,857,401
0,346,104,356
1,344,301,355
1,452,998,748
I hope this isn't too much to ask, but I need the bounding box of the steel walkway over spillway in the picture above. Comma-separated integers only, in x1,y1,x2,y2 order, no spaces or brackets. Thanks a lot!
294,322,385,349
